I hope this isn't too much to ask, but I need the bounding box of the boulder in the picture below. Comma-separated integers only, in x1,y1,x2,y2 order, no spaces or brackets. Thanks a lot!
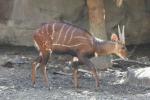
127,67,150,88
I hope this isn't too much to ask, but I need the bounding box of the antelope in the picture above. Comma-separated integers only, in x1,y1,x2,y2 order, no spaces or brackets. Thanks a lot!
32,21,128,89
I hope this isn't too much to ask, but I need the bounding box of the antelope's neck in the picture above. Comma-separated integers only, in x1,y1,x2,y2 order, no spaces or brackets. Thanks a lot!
93,38,116,56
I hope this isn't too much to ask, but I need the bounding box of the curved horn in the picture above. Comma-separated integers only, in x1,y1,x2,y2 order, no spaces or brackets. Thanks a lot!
122,25,125,44
118,25,122,40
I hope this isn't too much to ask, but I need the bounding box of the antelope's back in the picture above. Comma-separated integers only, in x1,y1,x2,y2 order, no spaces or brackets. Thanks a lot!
33,22,94,53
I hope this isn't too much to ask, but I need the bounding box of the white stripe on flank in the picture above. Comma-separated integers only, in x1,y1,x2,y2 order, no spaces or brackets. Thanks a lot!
68,28,76,43
56,24,66,43
46,24,49,35
41,26,45,33
46,24,52,39
52,23,56,39
52,43,85,47
63,26,72,42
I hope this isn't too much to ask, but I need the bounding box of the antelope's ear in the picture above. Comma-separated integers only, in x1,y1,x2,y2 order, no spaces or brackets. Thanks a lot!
111,33,119,42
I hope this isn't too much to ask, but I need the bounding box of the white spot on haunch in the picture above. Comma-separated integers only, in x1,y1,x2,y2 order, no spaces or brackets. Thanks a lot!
94,52,98,57
73,57,78,62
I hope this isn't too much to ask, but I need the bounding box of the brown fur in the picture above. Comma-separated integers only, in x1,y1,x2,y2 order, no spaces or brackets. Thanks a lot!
32,21,128,89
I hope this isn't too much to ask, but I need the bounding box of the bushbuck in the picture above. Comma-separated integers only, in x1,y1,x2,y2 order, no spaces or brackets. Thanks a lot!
32,21,128,89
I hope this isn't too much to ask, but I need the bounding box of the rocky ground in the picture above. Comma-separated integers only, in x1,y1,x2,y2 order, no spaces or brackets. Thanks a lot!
0,46,150,100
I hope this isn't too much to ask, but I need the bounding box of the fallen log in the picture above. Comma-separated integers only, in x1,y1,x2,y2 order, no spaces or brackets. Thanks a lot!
112,58,150,70
53,69,92,76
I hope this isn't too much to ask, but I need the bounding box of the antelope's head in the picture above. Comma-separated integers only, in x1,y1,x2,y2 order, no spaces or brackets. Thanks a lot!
111,25,128,60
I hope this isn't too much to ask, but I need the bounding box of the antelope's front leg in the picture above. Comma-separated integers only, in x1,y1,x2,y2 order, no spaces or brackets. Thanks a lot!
40,51,50,88
72,57,79,89
78,54,100,89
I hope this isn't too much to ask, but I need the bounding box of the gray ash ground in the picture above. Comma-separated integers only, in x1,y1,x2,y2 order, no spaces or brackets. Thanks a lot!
0,46,150,100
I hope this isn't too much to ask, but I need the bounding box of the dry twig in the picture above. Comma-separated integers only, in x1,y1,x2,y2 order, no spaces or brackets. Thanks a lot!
112,58,150,69
53,69,91,76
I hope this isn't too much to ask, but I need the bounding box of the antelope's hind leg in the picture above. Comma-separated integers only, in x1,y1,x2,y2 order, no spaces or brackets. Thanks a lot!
32,56,42,87
77,54,100,89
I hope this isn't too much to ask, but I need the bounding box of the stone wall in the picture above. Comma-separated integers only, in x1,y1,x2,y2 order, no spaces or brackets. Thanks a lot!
0,0,149,46
0,0,88,46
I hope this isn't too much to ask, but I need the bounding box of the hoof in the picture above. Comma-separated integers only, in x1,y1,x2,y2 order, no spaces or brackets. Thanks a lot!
48,87,52,91
32,84,36,88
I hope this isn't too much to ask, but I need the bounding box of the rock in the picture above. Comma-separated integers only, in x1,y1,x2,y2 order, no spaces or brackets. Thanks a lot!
2,61,14,68
127,67,150,88
0,55,30,68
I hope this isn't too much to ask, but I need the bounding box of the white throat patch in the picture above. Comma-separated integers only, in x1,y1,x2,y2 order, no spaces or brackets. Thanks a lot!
94,37,104,42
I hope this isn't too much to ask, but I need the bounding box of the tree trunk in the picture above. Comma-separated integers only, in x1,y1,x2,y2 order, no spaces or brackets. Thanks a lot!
87,0,112,70
87,0,107,39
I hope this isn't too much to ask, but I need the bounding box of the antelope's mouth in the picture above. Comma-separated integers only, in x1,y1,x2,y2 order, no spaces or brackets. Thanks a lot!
120,56,128,61
118,54,128,61
123,57,128,60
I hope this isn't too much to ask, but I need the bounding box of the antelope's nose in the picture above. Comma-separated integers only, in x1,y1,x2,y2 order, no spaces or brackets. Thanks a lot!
123,57,128,61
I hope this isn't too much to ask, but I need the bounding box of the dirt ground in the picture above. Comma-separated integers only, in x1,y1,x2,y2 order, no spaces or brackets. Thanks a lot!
0,46,150,100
